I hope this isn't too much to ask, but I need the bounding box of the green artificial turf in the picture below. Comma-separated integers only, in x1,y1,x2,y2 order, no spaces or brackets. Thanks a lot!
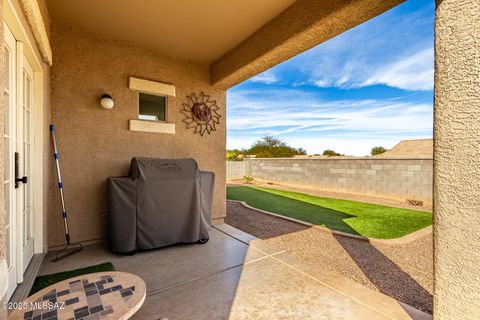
227,186,432,239
29,262,115,296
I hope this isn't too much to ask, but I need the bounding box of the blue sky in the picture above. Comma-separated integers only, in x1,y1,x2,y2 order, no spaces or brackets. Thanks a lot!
226,0,434,156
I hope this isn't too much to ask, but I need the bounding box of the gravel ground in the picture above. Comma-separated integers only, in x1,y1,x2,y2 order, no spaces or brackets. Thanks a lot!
226,201,433,314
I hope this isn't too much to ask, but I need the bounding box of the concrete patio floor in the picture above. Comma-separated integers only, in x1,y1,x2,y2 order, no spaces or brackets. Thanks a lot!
39,224,431,320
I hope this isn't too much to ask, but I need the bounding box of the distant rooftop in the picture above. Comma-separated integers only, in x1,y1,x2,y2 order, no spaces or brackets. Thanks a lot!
378,139,433,158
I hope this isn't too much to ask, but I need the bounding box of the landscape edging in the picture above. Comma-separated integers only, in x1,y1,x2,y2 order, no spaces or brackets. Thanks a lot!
228,199,432,245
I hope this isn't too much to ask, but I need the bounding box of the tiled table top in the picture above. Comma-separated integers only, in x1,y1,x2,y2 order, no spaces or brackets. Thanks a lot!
9,272,146,320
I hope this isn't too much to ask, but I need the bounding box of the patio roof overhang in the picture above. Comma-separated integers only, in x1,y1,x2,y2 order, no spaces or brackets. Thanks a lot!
46,0,403,89
46,0,297,64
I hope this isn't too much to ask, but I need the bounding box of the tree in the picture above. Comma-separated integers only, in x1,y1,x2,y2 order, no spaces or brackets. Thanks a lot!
371,146,388,156
226,149,243,161
322,149,342,157
297,148,307,155
246,135,306,158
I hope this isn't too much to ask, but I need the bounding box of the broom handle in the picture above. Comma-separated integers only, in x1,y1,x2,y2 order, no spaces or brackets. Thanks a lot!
50,124,71,244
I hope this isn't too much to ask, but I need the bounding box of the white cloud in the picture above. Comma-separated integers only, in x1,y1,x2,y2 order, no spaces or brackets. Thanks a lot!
313,79,330,88
307,47,434,92
227,88,433,155
228,89,432,132
269,2,435,92
249,71,277,84
360,48,434,91
226,2,434,155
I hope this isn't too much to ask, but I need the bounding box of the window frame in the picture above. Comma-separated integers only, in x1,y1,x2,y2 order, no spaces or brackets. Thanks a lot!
137,91,168,123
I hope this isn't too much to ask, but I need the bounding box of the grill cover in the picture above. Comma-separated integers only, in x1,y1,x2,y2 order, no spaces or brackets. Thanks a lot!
107,158,214,253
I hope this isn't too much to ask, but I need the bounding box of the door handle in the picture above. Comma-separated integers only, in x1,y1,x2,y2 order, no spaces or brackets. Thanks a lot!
14,152,28,188
16,176,28,184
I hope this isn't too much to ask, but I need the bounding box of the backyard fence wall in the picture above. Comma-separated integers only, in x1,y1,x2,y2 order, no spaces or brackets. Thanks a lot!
226,161,250,180
227,157,433,206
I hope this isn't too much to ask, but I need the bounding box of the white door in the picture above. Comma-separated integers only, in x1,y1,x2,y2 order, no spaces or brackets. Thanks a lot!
4,22,35,300
20,47,35,273
4,20,17,300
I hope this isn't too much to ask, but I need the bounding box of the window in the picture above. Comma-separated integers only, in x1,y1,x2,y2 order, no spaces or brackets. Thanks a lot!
138,92,166,121
128,77,175,134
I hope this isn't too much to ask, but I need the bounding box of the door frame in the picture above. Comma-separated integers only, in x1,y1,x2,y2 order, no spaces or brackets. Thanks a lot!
4,18,18,301
19,48,35,274
4,0,45,282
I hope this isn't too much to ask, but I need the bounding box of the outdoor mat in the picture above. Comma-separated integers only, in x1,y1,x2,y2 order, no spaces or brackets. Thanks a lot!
29,262,115,295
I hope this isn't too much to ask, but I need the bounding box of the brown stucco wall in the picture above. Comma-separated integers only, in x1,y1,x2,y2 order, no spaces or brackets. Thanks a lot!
36,0,50,40
30,0,52,256
49,21,227,247
434,0,480,319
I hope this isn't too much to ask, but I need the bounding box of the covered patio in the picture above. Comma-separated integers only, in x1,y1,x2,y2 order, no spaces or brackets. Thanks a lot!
35,225,430,319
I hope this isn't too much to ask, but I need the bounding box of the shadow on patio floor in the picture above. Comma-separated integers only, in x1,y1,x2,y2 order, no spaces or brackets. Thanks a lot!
226,200,433,314
334,234,433,313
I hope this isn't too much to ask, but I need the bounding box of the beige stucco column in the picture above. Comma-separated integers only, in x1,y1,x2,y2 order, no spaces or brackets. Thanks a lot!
433,0,480,319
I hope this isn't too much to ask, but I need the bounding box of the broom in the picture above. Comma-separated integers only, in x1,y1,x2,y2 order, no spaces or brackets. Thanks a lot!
50,124,83,261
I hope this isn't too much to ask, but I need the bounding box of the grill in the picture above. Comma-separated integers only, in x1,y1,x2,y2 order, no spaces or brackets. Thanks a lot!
107,158,214,253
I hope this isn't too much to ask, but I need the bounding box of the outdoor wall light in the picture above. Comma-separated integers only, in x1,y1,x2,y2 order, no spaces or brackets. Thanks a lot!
100,94,114,109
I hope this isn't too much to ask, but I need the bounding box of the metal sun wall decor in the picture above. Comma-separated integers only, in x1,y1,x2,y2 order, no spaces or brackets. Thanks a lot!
182,92,221,136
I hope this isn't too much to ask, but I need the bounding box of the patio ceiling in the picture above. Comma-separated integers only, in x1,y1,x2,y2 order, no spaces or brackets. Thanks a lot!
45,0,296,64
46,0,404,89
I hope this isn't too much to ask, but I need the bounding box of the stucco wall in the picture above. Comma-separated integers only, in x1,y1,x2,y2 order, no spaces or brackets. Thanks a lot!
434,0,480,318
38,0,52,258
234,158,432,206
49,21,227,247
